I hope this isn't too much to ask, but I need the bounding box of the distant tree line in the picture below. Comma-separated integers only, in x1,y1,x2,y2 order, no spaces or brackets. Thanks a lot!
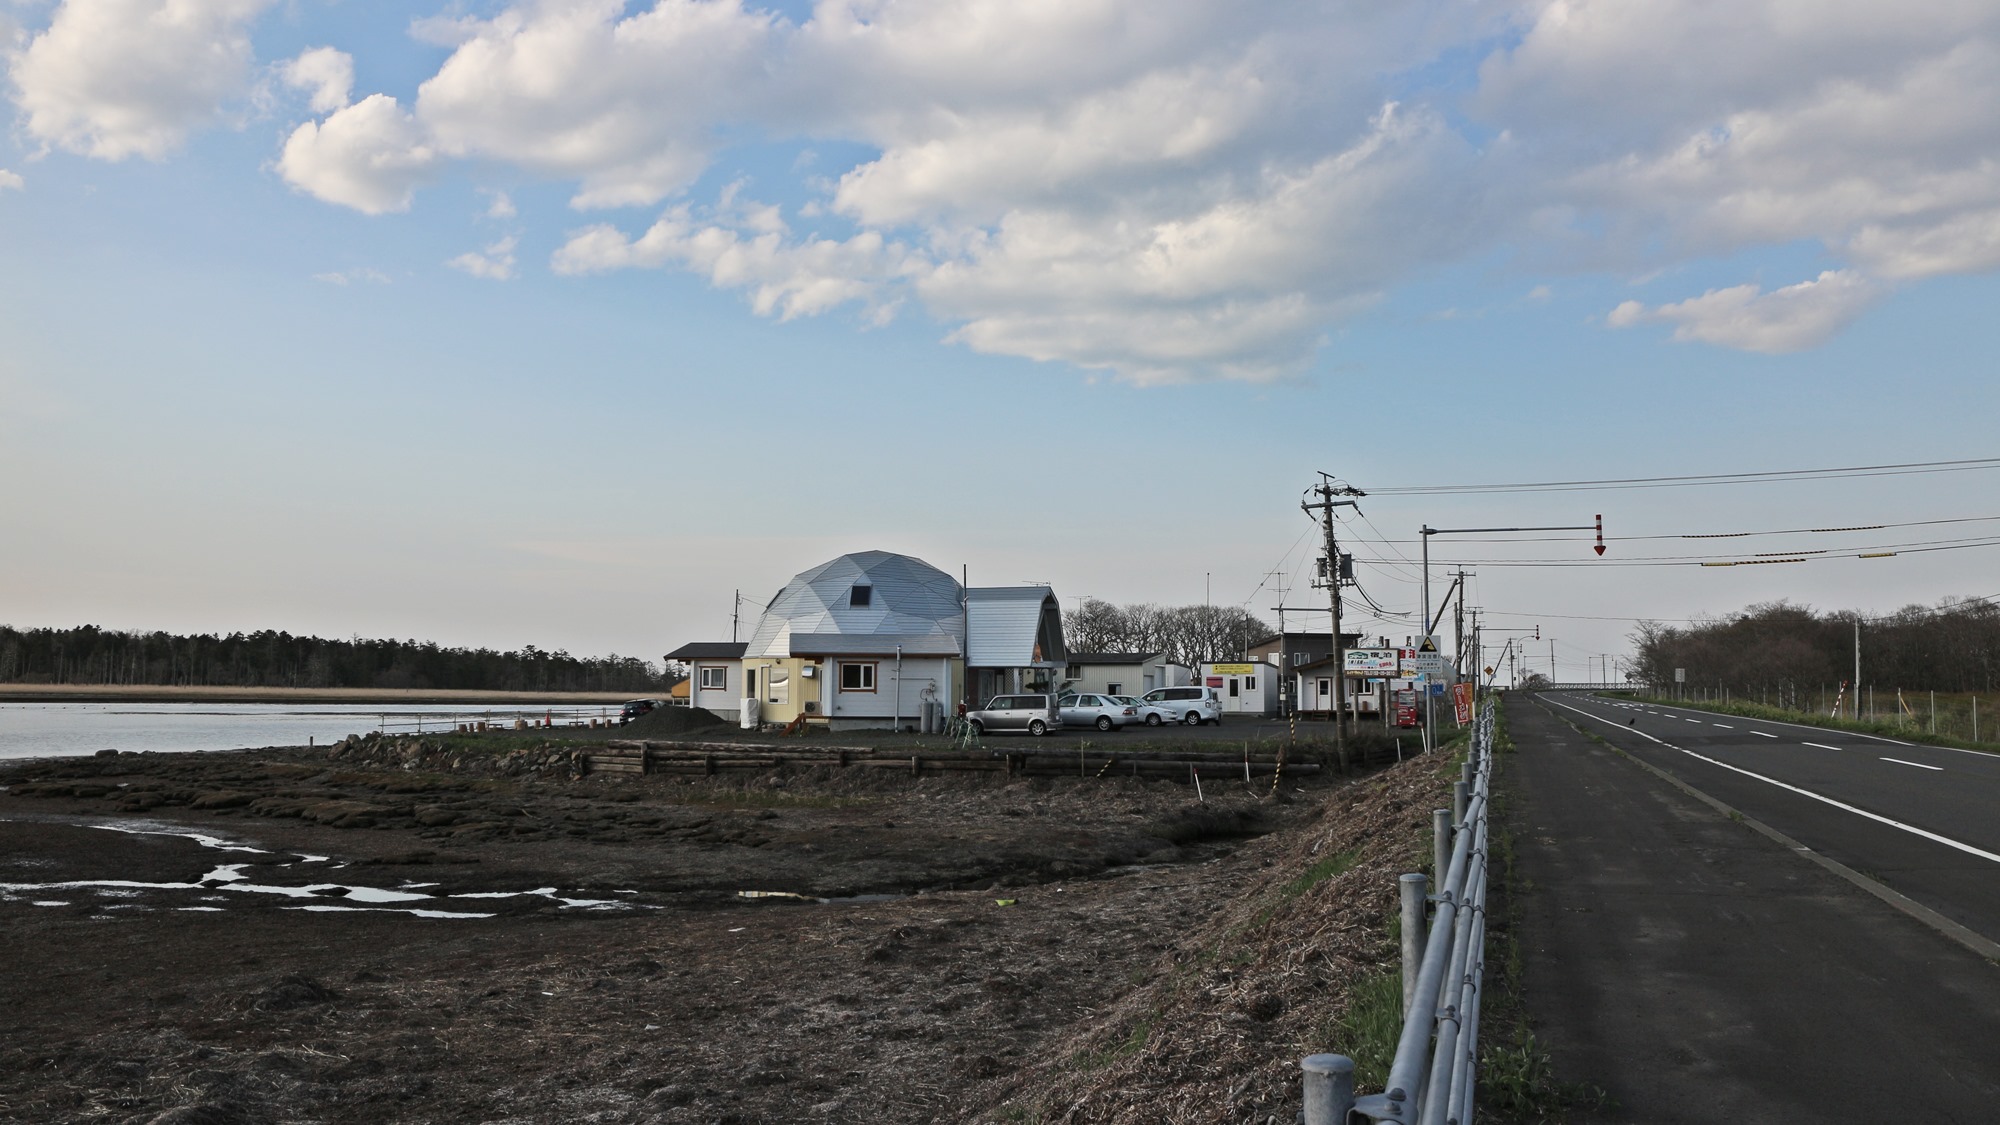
1629,598,2000,697
0,624,673,693
1062,599,1274,667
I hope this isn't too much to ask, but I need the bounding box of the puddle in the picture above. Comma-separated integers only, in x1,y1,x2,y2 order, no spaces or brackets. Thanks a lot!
0,818,656,919
736,889,909,905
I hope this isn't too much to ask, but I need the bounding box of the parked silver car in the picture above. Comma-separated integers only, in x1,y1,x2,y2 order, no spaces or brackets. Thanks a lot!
965,693,1064,736
1058,692,1138,731
1112,694,1175,727
1142,685,1223,726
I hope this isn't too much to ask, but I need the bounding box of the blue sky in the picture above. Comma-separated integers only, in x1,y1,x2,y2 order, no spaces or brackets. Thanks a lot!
5,0,1998,677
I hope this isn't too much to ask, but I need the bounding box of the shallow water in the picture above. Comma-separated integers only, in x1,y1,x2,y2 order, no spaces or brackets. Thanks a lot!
0,821,643,919
0,701,619,760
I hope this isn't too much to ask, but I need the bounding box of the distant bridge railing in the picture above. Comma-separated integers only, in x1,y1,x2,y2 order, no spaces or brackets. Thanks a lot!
1300,698,1495,1125
1535,682,1628,692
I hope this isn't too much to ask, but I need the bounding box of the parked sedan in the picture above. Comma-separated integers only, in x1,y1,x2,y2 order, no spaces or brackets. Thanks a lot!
1058,692,1139,731
1111,695,1175,727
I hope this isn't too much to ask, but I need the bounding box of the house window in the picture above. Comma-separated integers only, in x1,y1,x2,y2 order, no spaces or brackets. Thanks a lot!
768,667,789,704
840,662,877,692
1245,676,1256,690
1318,678,1332,698
1106,682,1122,695
1293,652,1307,664
850,584,872,607
698,665,727,691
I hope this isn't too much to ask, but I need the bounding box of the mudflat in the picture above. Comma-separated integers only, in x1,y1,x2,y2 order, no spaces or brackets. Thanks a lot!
0,735,1446,1124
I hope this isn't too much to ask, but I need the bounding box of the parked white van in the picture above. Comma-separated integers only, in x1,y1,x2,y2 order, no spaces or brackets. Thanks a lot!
1142,685,1222,726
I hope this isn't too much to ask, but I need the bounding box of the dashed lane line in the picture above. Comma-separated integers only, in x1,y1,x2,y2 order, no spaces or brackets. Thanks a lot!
1883,758,1945,772
1804,742,1844,752
1752,731,1778,738
1713,724,1735,729
1541,695,2000,867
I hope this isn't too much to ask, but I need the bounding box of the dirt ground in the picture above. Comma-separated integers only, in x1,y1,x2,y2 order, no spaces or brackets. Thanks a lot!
0,734,1451,1125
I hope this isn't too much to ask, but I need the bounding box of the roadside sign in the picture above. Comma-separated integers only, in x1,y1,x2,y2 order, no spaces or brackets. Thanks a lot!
1674,668,1686,683
1344,649,1399,676
1418,635,1440,653
1210,663,1256,675
1405,652,1451,679
1452,682,1474,723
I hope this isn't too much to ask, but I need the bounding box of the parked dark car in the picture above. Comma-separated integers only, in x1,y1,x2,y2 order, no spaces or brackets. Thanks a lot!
619,699,665,723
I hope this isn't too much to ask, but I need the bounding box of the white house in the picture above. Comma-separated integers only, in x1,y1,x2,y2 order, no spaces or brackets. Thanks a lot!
1200,661,1281,715
1060,652,1188,697
1293,657,1385,718
684,550,1068,732
664,642,747,719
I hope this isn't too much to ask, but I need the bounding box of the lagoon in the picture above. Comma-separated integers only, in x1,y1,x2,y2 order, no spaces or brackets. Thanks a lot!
0,701,621,760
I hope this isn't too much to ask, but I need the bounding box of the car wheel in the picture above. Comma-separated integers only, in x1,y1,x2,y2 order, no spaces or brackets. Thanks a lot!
967,720,984,736
1145,713,1162,726
1096,716,1114,731
1183,711,1201,726
1028,719,1048,736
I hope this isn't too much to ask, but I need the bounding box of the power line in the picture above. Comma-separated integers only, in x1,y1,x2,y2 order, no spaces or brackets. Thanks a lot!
1365,456,2000,496
1375,513,2000,545
1379,535,2000,567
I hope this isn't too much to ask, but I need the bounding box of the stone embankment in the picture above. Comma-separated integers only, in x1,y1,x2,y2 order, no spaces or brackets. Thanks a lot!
325,732,587,779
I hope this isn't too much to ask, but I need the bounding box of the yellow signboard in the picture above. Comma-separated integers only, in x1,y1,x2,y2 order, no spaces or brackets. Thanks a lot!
1210,663,1257,675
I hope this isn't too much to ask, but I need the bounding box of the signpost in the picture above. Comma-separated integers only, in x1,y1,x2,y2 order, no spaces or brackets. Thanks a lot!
1344,649,1399,676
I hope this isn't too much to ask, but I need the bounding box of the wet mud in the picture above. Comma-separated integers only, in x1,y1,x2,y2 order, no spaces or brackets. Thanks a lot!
0,741,1367,1124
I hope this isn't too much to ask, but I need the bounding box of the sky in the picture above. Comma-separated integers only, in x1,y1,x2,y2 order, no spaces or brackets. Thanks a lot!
4,0,1999,680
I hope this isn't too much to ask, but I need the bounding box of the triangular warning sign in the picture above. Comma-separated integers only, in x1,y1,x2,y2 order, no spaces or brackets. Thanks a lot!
1418,636,1438,653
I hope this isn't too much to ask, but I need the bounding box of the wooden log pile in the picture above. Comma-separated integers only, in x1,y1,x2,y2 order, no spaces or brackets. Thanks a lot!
578,738,1334,782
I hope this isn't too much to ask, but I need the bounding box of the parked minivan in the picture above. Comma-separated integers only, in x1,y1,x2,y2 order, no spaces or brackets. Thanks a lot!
965,693,1064,736
1142,685,1222,726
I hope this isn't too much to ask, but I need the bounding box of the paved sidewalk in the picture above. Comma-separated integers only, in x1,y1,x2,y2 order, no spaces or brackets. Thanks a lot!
1502,695,2000,1123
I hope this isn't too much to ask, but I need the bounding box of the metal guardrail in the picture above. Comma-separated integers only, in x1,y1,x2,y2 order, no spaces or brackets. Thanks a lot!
1301,698,1495,1125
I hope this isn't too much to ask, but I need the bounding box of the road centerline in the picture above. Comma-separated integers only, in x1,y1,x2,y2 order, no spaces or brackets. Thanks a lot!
1804,742,1844,752
1751,731,1778,738
1882,757,1944,772
1541,695,2000,868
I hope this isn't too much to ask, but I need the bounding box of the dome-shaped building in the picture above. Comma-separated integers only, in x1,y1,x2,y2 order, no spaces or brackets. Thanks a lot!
713,550,1065,731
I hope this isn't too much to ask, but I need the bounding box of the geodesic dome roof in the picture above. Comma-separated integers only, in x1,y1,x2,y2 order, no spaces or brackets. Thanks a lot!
742,551,965,659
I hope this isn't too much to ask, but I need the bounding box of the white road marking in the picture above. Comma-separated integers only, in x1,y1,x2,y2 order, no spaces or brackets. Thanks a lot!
1752,731,1778,738
1713,724,1735,729
1542,696,2000,867
1804,742,1843,752
1882,758,1944,772
1686,718,1704,723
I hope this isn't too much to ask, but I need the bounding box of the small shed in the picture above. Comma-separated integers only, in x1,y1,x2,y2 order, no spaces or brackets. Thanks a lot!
665,641,747,719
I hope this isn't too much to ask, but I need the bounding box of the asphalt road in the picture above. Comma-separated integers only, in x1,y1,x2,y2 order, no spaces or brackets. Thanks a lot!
1539,691,2000,946
1504,695,2000,1123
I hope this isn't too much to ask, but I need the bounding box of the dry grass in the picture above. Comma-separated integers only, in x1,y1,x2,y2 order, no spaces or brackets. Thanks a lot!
964,751,1453,1124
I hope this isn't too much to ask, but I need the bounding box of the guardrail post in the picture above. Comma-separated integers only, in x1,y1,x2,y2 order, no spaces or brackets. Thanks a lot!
1452,780,1469,829
1432,809,1452,883
1301,1053,1356,1125
1400,873,1429,1018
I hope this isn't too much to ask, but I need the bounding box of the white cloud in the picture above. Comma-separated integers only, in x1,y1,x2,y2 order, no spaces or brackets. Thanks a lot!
1607,270,1882,353
447,236,519,281
555,204,910,321
281,47,353,115
413,0,779,209
0,169,22,191
10,0,272,160
483,190,518,220
277,94,439,214
258,0,2000,375
314,267,392,286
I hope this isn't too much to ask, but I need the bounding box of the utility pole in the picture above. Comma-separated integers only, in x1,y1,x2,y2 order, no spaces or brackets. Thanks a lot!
732,589,740,644
1303,473,1365,752
1853,618,1862,722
